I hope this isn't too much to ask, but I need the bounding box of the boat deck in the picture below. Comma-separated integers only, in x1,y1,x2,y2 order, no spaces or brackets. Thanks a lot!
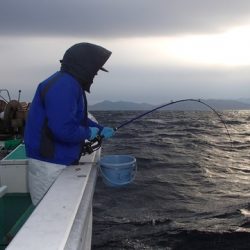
0,193,33,250
0,144,100,250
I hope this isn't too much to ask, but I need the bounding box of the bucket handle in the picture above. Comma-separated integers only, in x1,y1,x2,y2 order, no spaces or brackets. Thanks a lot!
99,162,137,187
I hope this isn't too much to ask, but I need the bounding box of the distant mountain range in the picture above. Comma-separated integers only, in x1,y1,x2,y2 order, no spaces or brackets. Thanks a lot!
238,98,250,104
89,99,250,111
89,100,153,110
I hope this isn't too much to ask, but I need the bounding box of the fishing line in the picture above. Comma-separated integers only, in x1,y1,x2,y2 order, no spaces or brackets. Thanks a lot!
114,98,233,146
86,99,233,154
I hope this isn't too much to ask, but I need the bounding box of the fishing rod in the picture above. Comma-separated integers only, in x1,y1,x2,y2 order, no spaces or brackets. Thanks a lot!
116,98,232,144
84,98,233,154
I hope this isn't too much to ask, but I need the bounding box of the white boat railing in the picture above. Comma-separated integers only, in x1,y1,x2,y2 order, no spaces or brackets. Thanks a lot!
6,150,100,250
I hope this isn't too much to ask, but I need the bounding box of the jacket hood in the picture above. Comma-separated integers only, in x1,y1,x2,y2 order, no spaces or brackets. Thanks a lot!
60,43,112,92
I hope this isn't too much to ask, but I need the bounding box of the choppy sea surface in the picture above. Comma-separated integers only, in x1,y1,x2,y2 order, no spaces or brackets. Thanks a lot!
91,110,250,250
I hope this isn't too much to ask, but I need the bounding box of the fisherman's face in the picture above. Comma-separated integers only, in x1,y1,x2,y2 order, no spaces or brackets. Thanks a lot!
82,70,100,92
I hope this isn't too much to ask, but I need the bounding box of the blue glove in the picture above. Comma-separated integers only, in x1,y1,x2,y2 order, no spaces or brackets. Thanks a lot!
100,127,115,139
88,127,100,140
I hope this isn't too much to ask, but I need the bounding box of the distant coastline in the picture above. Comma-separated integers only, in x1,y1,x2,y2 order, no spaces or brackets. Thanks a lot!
89,99,250,111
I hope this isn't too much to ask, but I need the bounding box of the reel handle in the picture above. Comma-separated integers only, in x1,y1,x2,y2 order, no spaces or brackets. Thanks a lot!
83,135,103,155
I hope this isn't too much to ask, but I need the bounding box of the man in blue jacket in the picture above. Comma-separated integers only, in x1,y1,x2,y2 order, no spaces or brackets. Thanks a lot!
24,42,114,205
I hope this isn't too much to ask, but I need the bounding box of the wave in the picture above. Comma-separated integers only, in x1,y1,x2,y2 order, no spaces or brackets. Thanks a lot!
92,229,250,250
93,110,250,249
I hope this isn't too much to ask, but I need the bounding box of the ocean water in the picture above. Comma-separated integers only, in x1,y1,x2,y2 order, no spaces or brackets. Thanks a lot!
91,110,250,250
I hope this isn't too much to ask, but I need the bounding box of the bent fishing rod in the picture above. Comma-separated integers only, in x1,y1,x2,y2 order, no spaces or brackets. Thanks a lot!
84,98,233,154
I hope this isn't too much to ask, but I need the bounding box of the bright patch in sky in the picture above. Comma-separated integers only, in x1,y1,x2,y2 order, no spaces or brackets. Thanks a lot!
106,25,250,69
163,25,250,67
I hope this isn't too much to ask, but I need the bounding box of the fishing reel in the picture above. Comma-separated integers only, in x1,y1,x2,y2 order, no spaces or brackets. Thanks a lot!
82,135,103,155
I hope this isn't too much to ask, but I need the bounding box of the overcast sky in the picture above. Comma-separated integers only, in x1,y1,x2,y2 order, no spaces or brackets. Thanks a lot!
1,0,250,104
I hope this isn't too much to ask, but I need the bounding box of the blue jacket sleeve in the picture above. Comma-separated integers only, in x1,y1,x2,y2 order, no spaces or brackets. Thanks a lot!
87,118,103,131
45,79,89,143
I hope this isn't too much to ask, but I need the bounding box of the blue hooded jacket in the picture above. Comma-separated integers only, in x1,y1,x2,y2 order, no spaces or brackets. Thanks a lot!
25,43,111,165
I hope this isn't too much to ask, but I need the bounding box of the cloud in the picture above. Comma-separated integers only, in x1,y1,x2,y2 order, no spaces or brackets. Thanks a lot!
1,35,250,104
89,64,250,104
1,1,250,103
1,0,250,37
